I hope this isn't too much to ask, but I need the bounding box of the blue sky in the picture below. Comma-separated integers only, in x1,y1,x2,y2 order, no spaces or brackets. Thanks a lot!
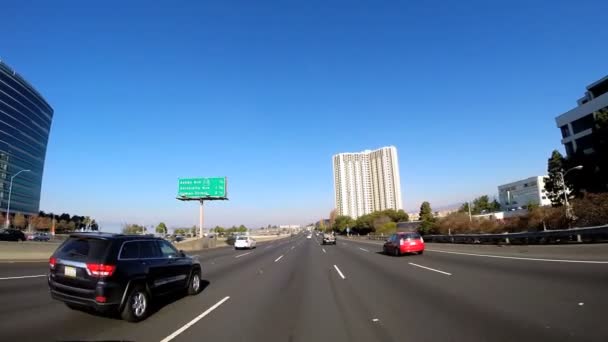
2,0,607,230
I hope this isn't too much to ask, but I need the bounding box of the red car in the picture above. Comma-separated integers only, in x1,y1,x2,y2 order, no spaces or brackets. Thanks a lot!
383,232,425,256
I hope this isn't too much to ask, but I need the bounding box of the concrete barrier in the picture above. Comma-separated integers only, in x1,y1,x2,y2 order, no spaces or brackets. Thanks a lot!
0,234,293,260
0,241,60,261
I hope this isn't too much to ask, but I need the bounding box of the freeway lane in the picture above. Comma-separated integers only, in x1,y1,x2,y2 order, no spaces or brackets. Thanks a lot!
0,236,298,341
0,234,607,341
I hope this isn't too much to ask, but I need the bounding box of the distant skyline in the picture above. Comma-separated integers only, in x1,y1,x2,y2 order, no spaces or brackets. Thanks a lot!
2,0,607,228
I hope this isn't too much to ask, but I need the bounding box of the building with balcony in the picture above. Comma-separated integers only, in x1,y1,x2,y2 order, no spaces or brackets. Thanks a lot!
333,146,403,219
556,75,608,157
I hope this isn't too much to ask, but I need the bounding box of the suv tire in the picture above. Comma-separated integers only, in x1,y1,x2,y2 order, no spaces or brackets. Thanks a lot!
121,284,149,322
188,270,202,295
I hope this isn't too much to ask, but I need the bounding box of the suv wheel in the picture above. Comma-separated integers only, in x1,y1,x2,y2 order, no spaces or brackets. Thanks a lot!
394,247,400,257
188,270,202,295
121,284,149,322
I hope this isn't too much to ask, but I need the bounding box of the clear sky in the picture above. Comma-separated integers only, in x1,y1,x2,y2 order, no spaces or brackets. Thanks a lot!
2,0,607,230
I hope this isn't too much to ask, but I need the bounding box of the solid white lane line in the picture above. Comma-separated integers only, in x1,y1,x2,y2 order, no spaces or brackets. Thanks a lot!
291,246,295,250
265,246,272,249
409,262,452,276
359,247,369,252
235,252,252,258
322,248,326,253
274,255,284,262
427,249,608,264
160,296,230,342
0,274,46,281
333,265,346,279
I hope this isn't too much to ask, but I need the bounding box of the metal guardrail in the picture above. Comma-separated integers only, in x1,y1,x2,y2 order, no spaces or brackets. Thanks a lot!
365,225,608,244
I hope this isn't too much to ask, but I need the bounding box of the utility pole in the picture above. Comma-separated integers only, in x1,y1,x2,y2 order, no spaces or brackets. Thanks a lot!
468,201,472,223
5,169,31,228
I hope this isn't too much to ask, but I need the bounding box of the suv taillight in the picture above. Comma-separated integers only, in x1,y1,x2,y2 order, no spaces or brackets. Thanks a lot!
86,263,116,278
49,257,56,269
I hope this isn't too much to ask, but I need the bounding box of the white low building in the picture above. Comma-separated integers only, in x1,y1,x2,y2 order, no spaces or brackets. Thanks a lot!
497,176,551,210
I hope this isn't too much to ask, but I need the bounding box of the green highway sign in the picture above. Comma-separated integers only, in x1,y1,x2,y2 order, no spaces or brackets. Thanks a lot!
178,177,227,199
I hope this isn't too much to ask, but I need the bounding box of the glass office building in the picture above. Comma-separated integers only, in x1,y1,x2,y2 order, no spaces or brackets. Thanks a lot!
0,61,53,216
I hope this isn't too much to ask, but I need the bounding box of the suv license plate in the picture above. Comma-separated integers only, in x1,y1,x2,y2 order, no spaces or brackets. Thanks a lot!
64,266,77,277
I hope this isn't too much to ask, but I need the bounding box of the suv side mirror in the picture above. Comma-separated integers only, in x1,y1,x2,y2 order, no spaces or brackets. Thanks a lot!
179,250,186,258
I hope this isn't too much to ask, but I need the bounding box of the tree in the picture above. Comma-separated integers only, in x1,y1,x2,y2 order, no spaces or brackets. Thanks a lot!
122,224,144,234
544,150,568,206
333,215,354,232
26,215,38,231
174,228,187,235
472,195,490,214
372,215,392,232
13,213,26,229
382,209,409,222
83,216,92,230
90,220,99,231
66,221,76,231
418,202,435,234
458,202,471,214
329,209,337,228
191,226,198,236
419,202,434,221
237,225,247,233
376,221,397,235
490,199,501,212
394,209,409,222
156,222,168,235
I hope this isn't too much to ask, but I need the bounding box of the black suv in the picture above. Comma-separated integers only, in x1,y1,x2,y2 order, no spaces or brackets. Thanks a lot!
48,233,202,322
0,228,26,241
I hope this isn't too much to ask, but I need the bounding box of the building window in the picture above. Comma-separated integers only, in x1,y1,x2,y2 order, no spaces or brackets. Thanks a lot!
575,135,594,154
571,114,595,135
565,142,574,156
542,196,547,200
560,125,570,138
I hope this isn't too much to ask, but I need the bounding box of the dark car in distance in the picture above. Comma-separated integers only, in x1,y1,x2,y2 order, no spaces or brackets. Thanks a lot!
0,228,26,241
48,233,202,322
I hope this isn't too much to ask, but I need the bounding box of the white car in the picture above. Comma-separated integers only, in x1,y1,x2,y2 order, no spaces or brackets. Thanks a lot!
307,235,312,239
234,236,256,250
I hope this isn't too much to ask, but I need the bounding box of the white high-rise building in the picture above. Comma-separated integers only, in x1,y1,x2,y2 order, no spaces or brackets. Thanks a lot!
332,146,403,219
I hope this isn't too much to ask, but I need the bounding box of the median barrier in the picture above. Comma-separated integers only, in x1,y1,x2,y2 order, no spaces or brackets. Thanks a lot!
0,241,60,261
364,224,608,245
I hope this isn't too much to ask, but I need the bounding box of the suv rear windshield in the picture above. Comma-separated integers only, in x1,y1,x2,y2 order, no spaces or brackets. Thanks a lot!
55,237,112,263
236,236,247,240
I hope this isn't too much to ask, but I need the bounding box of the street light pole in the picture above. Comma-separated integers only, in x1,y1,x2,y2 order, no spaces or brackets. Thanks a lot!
559,165,583,224
4,169,31,228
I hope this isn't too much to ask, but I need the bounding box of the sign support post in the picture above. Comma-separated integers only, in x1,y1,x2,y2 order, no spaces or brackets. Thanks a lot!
199,199,204,238
177,177,228,241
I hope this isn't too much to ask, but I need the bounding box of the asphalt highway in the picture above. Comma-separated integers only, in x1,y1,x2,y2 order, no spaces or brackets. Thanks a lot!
1,234,607,342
